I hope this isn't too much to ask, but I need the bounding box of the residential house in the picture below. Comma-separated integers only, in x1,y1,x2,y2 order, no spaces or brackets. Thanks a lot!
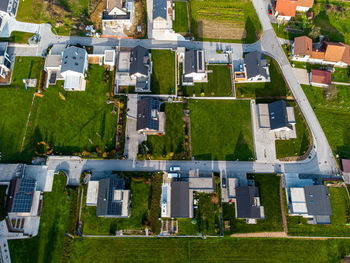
161,172,214,218
86,177,130,218
137,97,165,135
275,0,314,21
310,69,332,87
292,37,350,67
0,42,11,79
341,159,350,183
102,0,133,35
235,186,265,223
241,51,270,82
182,49,207,86
44,46,88,91
288,185,332,224
115,45,152,92
257,100,296,132
153,0,172,31
0,0,19,17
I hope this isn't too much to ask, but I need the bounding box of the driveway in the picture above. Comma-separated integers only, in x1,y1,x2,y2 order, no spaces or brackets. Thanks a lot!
292,68,309,85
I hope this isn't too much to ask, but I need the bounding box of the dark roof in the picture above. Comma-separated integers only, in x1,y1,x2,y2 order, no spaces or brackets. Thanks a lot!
184,50,196,75
304,185,332,216
0,0,9,13
235,186,262,219
96,177,125,217
244,51,268,79
8,178,36,213
137,97,160,131
171,181,190,218
153,0,167,20
268,100,291,130
130,46,149,76
61,46,87,74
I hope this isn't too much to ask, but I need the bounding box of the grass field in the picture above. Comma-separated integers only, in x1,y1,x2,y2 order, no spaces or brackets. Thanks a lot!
143,103,185,160
333,67,350,83
173,1,189,33
150,50,175,95
287,187,350,237
196,192,220,235
189,100,254,161
82,176,151,235
70,237,350,262
275,102,311,159
0,61,117,163
224,174,283,234
180,65,233,97
0,31,34,44
9,174,78,263
190,0,261,43
235,57,290,98
302,84,350,159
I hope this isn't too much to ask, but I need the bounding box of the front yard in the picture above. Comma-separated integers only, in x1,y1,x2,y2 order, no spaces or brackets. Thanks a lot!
9,174,78,263
189,100,254,161
173,1,189,33
179,65,233,97
190,0,261,43
223,174,283,234
150,50,175,95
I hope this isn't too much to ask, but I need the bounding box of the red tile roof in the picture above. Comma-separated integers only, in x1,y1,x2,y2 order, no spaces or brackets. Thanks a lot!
294,36,312,56
276,0,297,17
297,0,314,8
311,69,332,85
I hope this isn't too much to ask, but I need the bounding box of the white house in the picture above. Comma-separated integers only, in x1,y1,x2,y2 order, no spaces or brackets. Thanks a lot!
0,0,19,17
0,42,11,79
182,49,207,86
44,46,88,91
102,0,133,35
242,51,270,82
153,0,172,30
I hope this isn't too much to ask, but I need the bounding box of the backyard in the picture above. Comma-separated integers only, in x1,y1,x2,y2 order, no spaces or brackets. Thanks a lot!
190,0,261,43
302,84,350,160
81,172,162,235
9,174,78,263
173,1,189,33
141,103,186,160
180,65,233,97
0,31,35,44
275,101,311,159
189,100,254,161
223,174,283,234
286,186,350,237
70,237,350,262
150,50,175,95
235,57,290,98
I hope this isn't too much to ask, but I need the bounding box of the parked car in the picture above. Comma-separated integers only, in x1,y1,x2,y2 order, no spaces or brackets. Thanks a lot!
268,6,273,15
222,177,227,188
170,166,181,172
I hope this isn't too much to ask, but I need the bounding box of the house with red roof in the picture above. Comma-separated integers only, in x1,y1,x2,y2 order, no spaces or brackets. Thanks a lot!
310,69,332,87
276,0,314,21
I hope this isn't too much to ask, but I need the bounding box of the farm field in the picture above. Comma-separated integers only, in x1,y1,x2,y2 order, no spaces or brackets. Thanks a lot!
150,50,176,95
70,237,350,262
189,100,254,161
9,174,78,263
190,0,261,43
180,65,233,97
223,174,283,234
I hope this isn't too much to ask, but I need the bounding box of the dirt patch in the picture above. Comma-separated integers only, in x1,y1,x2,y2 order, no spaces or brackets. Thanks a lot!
90,0,106,31
88,56,101,64
211,195,219,204
231,232,287,238
197,19,246,40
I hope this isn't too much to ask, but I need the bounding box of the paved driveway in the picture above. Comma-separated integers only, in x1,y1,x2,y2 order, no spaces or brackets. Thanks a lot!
292,68,309,85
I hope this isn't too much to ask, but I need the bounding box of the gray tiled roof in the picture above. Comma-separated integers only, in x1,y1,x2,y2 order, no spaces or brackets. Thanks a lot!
96,177,125,217
171,181,190,218
244,51,268,79
137,97,160,131
236,186,262,219
130,46,149,76
268,100,291,130
0,0,9,12
153,0,167,20
61,46,87,74
304,185,332,216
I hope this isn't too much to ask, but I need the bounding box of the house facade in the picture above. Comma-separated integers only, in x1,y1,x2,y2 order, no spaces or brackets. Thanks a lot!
102,0,134,35
153,0,172,31
0,42,12,79
182,49,207,86
235,186,265,223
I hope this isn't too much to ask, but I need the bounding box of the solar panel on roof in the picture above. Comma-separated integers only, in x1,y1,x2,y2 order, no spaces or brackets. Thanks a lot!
12,178,36,213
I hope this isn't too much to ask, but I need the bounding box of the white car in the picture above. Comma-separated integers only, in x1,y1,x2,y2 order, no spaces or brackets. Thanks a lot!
169,166,180,172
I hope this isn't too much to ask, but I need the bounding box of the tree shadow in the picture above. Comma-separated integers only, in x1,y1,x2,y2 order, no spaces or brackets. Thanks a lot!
244,16,256,44
232,131,254,161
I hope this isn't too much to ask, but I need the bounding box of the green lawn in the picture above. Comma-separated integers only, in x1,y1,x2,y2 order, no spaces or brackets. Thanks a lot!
224,174,283,234
287,187,350,237
9,174,78,263
196,193,220,235
302,84,350,159
190,0,261,43
70,237,350,262
275,102,311,159
0,185,7,220
173,1,189,33
0,31,34,44
142,103,186,160
11,57,44,88
150,50,175,95
333,67,350,83
82,176,151,235
177,218,200,235
189,100,254,161
235,57,290,98
180,65,233,97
